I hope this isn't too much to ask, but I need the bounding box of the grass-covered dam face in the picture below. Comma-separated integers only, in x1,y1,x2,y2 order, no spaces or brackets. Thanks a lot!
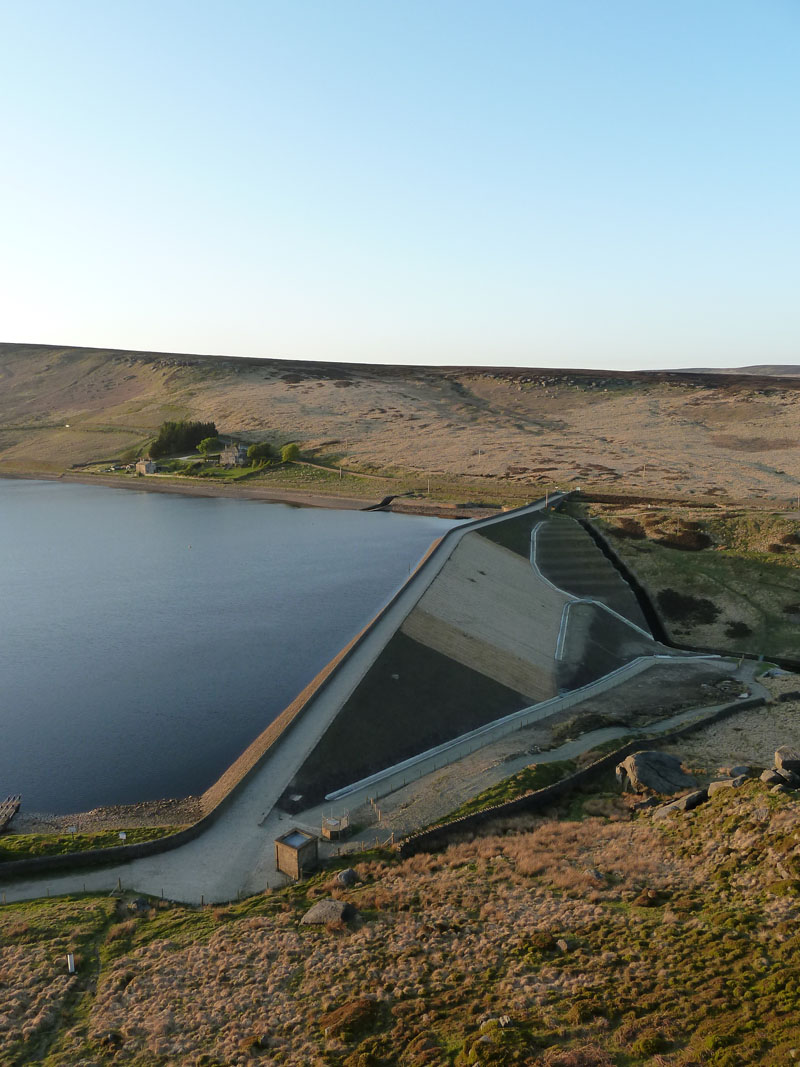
287,509,677,807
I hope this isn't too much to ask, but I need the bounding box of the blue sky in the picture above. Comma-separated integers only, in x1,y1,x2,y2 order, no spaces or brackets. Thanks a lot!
1,1,798,369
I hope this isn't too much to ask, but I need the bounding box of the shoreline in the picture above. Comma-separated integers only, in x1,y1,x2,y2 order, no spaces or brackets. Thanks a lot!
1,468,497,520
12,795,204,835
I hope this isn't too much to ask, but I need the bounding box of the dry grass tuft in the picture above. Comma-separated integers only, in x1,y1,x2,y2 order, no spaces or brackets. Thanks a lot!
541,1045,615,1066
105,919,137,942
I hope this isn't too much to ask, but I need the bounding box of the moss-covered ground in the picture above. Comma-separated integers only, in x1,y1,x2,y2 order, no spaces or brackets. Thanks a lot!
4,780,800,1065
433,760,577,824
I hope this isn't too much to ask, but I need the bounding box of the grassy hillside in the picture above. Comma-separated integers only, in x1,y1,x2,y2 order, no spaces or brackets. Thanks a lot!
577,503,800,659
4,343,800,505
4,778,800,1065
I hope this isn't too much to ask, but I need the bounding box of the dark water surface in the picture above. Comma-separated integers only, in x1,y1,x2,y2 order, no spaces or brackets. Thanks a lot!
0,479,457,812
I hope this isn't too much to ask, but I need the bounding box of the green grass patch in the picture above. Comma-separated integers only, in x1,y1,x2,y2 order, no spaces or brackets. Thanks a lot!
190,463,260,480
754,661,779,676
436,759,577,823
0,894,115,945
244,460,379,493
0,825,184,861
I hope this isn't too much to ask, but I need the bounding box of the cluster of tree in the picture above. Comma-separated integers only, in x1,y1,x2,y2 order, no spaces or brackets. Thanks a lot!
197,436,223,456
152,425,302,467
247,442,274,464
247,441,301,465
150,420,218,458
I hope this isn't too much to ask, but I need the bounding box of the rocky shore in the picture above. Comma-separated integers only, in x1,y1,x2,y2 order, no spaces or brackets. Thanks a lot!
13,795,202,835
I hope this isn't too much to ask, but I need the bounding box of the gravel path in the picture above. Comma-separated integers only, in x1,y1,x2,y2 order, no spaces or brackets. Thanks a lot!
659,672,800,776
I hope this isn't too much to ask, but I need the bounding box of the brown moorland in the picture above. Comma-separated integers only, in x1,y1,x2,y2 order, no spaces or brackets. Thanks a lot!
3,343,800,506
571,501,800,660
4,753,800,1065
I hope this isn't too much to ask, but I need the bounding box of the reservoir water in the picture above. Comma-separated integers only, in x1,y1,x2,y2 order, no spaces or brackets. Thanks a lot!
0,478,458,813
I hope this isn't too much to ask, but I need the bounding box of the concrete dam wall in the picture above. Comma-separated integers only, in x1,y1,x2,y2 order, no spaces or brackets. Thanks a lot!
284,506,675,807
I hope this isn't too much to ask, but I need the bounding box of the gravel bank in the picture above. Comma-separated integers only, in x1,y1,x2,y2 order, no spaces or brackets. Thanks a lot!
12,795,202,834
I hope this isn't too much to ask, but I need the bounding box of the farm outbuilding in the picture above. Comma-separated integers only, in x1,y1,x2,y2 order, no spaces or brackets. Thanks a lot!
220,444,249,467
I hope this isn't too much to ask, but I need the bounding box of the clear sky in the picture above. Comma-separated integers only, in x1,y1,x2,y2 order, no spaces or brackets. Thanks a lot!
1,1,798,370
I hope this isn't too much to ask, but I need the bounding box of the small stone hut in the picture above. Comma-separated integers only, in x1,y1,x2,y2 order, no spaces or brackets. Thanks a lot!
321,812,350,841
275,828,318,880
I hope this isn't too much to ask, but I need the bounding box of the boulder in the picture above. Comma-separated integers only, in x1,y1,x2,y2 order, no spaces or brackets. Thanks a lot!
775,769,800,788
708,776,747,797
300,899,356,925
728,765,752,778
775,747,800,774
616,751,697,795
761,769,784,786
335,867,358,887
652,789,708,820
